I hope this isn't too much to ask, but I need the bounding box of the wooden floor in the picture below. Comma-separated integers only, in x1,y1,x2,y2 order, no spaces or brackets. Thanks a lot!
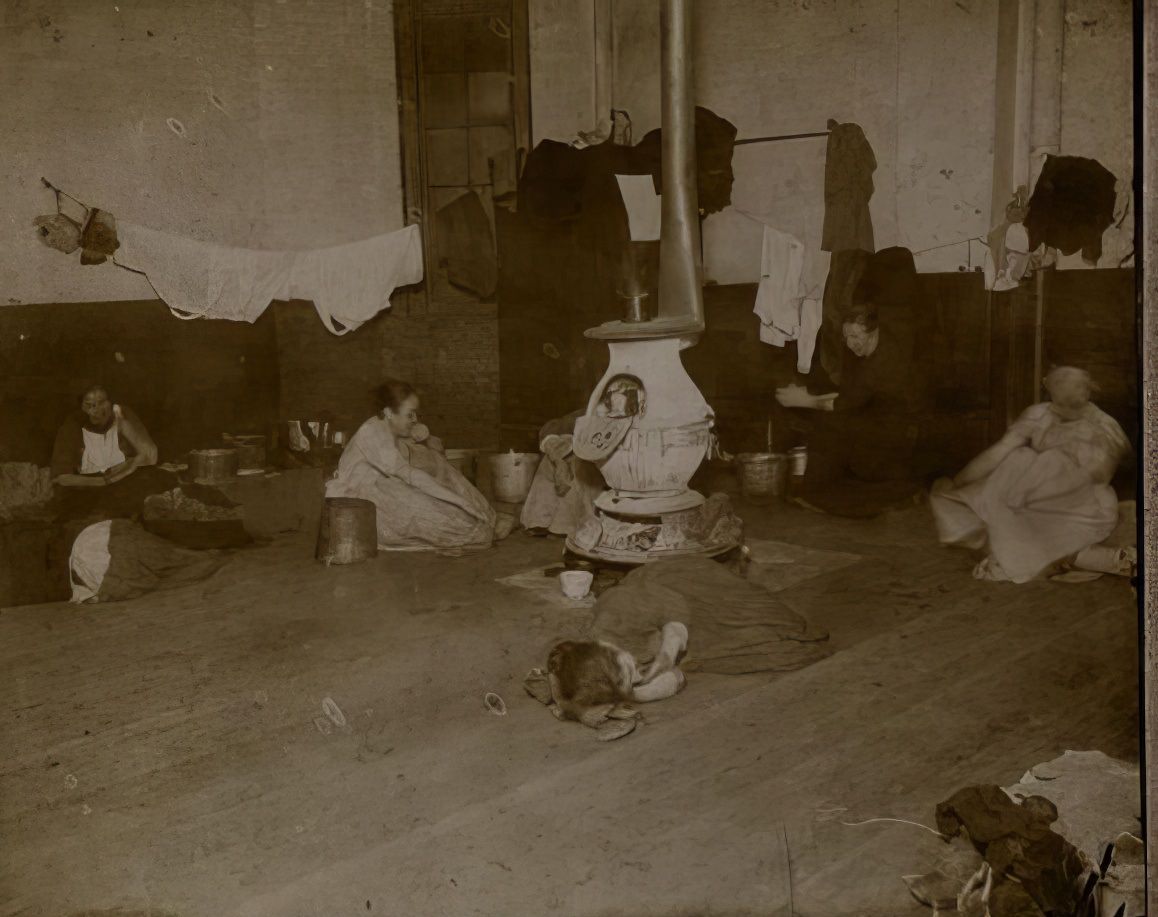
0,502,1140,917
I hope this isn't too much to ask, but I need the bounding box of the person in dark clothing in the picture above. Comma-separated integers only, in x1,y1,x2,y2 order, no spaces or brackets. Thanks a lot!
775,305,928,517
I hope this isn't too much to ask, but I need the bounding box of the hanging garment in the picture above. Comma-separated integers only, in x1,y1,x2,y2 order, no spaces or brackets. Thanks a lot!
751,227,822,371
33,213,82,253
614,174,662,242
1024,154,1117,263
114,222,423,333
983,222,1034,291
80,209,120,265
818,249,871,385
115,223,299,323
821,122,876,253
754,226,805,345
796,299,824,374
288,225,424,333
433,192,497,300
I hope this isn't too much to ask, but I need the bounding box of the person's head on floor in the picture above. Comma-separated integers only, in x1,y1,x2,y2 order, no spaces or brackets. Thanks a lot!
375,378,419,437
79,383,115,431
841,306,880,358
1045,366,1095,419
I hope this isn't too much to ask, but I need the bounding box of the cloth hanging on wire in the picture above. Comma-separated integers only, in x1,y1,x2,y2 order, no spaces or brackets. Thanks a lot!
113,222,424,334
1024,154,1117,263
821,122,876,253
752,225,823,374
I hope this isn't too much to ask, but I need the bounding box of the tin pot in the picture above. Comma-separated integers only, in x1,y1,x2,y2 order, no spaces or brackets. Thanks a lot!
189,448,239,484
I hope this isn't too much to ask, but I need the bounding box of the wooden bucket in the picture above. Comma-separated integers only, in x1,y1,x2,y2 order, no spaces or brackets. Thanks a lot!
316,497,378,565
735,452,788,500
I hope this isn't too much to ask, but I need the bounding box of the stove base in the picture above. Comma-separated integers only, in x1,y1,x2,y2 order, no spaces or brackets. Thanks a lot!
594,488,705,516
567,493,743,566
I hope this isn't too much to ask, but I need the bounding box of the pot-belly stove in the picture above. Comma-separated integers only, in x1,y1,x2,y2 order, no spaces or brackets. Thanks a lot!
566,0,741,564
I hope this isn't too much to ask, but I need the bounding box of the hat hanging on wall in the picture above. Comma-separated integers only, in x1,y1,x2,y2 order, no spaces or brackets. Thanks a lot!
32,213,82,253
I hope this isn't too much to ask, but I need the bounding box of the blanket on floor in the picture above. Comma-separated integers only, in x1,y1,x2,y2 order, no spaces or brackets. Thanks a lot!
73,519,228,604
587,555,831,675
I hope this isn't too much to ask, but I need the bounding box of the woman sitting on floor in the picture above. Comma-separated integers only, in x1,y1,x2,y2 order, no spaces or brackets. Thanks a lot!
930,366,1133,583
520,409,604,537
327,379,510,552
52,383,158,490
774,304,929,517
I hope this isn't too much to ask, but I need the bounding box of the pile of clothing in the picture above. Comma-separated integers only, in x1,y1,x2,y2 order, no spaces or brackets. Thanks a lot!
904,752,1142,917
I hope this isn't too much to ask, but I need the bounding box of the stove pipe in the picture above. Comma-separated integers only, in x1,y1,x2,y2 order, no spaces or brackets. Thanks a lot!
656,0,704,331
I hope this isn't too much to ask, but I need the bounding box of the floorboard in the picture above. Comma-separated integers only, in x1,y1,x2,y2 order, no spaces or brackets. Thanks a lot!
0,503,1139,917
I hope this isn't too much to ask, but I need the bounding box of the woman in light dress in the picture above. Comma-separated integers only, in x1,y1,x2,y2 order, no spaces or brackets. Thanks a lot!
931,367,1133,583
327,379,510,552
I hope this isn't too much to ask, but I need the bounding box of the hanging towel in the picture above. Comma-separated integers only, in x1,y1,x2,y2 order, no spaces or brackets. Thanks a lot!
115,223,298,323
753,226,805,343
615,174,662,241
114,223,424,333
288,224,424,334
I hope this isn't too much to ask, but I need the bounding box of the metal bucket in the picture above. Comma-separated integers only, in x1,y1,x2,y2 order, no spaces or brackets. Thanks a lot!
316,497,378,565
788,446,808,477
189,448,239,485
735,452,788,501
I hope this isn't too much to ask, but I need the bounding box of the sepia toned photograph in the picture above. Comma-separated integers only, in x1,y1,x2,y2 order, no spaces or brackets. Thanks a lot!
0,1,1149,915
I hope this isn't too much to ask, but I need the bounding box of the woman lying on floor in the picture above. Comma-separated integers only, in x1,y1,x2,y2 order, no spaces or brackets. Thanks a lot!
931,366,1134,583
774,305,930,518
326,379,512,552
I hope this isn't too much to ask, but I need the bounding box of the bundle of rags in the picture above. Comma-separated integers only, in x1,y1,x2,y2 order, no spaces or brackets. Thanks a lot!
586,554,831,676
931,785,1092,917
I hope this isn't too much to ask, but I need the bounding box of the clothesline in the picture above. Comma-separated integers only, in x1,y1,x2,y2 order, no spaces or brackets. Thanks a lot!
735,118,838,147
909,235,986,256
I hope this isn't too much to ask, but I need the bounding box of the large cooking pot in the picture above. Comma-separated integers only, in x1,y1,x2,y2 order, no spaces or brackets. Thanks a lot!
189,448,239,485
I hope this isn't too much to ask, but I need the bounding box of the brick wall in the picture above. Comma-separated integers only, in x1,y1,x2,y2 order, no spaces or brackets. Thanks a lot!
275,296,501,450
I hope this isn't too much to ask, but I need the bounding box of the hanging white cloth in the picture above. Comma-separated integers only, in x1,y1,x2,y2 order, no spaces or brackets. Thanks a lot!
983,221,1034,292
614,174,662,242
79,405,127,474
287,226,425,334
704,209,824,373
751,226,824,372
114,223,424,334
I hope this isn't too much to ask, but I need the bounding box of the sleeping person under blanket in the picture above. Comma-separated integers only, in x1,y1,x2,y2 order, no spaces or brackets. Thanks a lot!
524,554,831,740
